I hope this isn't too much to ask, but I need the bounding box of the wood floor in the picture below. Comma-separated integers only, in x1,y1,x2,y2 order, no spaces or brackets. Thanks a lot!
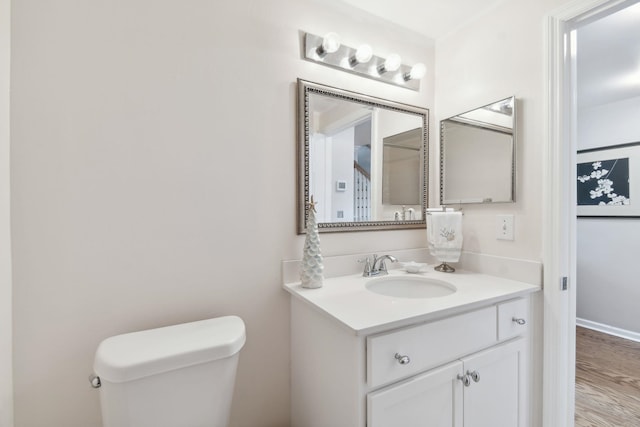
575,326,640,426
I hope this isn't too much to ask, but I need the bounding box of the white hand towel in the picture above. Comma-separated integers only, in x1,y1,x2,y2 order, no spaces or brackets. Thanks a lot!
427,212,463,263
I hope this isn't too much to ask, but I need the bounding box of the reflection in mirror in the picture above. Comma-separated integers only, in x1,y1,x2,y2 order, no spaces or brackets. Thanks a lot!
440,96,516,204
383,128,422,207
298,79,429,233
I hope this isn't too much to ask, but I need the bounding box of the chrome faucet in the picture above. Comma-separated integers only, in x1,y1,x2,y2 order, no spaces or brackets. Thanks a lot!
360,254,398,277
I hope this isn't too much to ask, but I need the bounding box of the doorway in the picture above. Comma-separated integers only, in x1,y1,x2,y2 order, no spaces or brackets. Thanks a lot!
574,1,640,340
574,2,640,425
544,0,640,425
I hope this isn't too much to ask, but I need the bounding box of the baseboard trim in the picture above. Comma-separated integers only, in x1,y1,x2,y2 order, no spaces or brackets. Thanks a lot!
576,318,640,343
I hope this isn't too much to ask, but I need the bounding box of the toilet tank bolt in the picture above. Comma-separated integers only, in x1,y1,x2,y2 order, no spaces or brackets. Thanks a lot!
89,374,101,388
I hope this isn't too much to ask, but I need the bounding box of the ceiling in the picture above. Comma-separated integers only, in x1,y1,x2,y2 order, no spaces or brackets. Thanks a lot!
338,0,511,40
577,2,640,108
338,0,640,109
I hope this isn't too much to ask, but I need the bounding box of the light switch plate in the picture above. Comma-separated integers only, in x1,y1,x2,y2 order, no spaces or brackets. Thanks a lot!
497,215,514,240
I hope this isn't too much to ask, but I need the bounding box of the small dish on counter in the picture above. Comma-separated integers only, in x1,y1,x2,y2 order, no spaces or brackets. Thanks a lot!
401,261,428,274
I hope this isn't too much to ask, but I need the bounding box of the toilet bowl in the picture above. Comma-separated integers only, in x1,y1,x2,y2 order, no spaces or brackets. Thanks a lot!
93,316,245,427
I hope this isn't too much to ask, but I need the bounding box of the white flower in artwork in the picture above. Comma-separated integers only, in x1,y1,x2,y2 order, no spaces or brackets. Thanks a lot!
607,194,630,205
599,178,613,193
590,181,603,198
588,177,629,205
579,164,608,182
589,168,609,179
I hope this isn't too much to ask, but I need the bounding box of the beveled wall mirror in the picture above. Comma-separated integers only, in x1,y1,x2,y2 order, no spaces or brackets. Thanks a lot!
440,96,516,204
297,79,429,233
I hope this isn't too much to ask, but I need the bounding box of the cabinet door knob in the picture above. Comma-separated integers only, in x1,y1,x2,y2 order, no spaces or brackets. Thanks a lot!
467,370,480,383
394,353,411,365
457,373,471,387
512,317,526,325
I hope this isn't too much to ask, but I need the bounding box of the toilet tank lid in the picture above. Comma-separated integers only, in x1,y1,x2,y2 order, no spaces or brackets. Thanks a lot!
94,315,246,383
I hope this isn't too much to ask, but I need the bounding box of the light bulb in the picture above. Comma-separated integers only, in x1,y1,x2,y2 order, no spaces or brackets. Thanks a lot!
317,32,341,57
404,63,427,80
378,53,401,74
354,44,373,64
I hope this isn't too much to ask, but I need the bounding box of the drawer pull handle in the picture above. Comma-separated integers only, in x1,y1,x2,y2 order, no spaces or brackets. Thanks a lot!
457,373,471,387
467,370,480,383
394,353,411,365
512,317,526,325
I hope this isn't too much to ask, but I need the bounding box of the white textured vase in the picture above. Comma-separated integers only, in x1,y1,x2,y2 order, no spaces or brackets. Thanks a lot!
301,201,324,288
300,250,324,289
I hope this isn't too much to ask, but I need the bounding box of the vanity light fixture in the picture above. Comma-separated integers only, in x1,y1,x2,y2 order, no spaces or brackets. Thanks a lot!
303,32,425,91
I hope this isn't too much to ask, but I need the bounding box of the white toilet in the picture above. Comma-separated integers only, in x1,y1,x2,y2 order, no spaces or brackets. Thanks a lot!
92,315,245,427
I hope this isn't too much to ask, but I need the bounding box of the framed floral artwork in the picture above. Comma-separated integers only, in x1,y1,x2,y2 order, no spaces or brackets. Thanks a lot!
577,142,640,217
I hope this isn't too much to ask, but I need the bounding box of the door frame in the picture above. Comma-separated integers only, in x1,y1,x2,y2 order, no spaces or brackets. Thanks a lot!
543,0,631,425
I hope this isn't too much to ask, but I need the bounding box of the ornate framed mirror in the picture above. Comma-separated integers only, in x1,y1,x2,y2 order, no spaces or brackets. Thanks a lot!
297,79,429,233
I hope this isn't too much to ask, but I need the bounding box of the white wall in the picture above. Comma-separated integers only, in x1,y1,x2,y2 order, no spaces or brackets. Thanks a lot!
309,133,332,222
10,1,434,426
442,122,512,203
435,0,570,262
375,109,423,219
0,0,13,425
329,128,355,222
578,97,640,150
577,96,640,334
576,218,640,332
434,0,573,424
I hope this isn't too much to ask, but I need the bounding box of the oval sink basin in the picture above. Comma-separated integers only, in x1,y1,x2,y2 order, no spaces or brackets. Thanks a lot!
365,275,457,299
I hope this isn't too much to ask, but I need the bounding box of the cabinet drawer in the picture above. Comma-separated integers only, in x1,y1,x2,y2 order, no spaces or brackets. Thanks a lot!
497,298,529,341
367,306,497,388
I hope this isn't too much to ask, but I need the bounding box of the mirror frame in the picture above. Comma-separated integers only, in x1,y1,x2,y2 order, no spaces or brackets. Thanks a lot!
297,79,429,233
439,96,516,205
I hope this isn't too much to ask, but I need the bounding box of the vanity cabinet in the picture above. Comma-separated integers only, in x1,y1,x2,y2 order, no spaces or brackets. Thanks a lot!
367,338,526,427
290,296,531,427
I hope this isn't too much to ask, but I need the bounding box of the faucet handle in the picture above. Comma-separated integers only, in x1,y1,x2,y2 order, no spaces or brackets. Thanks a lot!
358,257,373,277
375,255,398,274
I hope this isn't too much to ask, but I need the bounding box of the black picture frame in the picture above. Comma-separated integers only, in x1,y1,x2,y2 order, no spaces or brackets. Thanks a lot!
577,141,640,218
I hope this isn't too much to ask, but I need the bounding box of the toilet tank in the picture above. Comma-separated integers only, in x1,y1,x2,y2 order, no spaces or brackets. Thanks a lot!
94,316,245,427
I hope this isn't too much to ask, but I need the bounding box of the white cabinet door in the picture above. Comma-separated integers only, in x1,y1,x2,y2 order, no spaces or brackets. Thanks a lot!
462,338,527,427
367,361,463,427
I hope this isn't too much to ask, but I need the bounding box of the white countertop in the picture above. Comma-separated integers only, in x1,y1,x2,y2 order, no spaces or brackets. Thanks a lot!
283,268,540,336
